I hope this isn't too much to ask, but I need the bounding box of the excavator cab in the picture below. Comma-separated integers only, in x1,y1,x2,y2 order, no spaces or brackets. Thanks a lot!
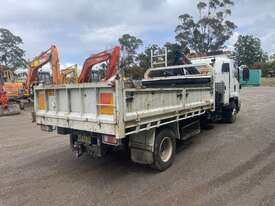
0,66,20,116
88,67,106,82
38,71,52,85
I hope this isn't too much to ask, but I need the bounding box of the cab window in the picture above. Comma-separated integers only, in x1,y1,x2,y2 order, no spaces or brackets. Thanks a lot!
222,63,230,73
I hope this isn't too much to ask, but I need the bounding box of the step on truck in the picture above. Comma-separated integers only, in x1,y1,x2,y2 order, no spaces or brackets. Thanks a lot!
33,50,242,171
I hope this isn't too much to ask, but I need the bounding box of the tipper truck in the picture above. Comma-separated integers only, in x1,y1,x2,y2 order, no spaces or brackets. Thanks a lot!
33,49,241,171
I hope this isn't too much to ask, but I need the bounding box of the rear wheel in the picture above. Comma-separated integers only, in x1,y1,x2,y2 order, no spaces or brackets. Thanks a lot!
151,129,176,171
19,101,24,110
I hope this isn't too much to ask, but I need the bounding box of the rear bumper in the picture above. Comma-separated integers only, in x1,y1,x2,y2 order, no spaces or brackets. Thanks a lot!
36,114,117,136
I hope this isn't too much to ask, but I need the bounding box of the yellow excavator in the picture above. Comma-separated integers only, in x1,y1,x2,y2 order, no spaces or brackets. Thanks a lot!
61,64,78,84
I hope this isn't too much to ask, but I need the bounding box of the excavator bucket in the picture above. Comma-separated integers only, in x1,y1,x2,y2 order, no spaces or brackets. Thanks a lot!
0,103,20,117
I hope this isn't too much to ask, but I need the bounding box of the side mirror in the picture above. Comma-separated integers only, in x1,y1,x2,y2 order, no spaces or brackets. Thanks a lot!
243,68,250,81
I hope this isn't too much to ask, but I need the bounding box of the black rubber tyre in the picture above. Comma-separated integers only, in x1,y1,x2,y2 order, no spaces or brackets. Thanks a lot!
151,128,176,171
19,102,24,110
70,134,78,150
224,103,237,123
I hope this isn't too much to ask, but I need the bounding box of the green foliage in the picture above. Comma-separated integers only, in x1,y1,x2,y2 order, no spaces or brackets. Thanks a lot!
234,35,267,67
251,60,275,77
124,66,147,80
175,0,237,53
0,28,27,70
164,42,189,66
269,60,275,69
136,42,188,70
137,44,159,69
251,63,270,77
118,34,143,68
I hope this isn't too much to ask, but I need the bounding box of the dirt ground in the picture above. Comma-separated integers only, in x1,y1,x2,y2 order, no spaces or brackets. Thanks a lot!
0,87,275,206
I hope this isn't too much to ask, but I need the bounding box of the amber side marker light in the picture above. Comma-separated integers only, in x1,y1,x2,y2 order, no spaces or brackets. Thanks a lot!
99,93,114,115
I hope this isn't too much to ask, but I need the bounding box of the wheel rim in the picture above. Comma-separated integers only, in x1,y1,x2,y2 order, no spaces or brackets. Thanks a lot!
159,137,173,162
231,107,237,121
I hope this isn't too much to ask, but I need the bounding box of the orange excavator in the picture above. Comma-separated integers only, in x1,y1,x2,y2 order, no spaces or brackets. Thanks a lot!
78,46,120,83
2,70,26,100
0,66,21,116
26,45,61,94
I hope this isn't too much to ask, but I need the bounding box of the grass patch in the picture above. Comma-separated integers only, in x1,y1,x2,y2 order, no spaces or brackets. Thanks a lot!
262,78,275,87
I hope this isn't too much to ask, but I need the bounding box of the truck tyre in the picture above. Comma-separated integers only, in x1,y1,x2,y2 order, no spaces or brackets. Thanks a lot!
224,103,237,123
19,101,24,110
151,129,176,171
70,134,78,150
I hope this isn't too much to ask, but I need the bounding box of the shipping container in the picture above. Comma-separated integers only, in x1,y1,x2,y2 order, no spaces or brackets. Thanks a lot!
240,69,262,86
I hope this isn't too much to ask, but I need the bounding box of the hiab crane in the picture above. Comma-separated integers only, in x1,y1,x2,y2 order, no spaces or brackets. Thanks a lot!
26,45,61,95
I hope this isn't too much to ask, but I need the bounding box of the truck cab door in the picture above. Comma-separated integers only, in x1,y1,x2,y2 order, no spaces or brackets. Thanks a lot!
221,63,230,105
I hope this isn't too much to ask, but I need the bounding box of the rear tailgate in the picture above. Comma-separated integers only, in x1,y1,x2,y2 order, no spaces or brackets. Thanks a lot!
34,83,117,135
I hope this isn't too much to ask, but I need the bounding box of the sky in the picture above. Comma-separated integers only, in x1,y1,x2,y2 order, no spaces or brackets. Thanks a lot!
1,0,275,69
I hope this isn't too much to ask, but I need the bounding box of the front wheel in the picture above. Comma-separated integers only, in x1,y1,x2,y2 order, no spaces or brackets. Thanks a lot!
70,134,78,150
19,101,24,110
224,103,237,123
151,129,176,171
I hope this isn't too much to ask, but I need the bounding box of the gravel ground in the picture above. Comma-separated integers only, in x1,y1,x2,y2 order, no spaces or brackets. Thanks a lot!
0,87,275,206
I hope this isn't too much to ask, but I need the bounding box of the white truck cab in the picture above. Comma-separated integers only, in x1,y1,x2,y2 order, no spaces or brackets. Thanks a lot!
190,54,241,122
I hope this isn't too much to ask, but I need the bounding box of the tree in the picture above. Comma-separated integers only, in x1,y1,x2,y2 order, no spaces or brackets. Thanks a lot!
118,34,143,68
0,28,27,70
137,44,159,69
136,42,189,70
234,35,267,67
175,0,237,54
164,42,189,66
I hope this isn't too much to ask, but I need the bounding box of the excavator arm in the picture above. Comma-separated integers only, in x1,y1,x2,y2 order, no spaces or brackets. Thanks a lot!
78,46,120,83
26,45,61,91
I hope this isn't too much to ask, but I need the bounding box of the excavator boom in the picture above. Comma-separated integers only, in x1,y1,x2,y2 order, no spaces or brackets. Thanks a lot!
78,46,120,83
26,45,61,91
